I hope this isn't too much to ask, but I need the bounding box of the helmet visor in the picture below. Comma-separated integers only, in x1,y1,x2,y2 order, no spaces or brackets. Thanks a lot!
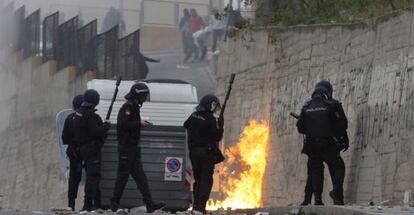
143,92,151,102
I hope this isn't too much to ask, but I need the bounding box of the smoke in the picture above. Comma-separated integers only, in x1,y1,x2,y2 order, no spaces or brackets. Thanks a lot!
0,2,17,135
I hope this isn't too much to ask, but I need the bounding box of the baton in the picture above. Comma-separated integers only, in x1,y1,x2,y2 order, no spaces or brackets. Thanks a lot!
219,73,236,119
106,76,122,121
290,112,300,119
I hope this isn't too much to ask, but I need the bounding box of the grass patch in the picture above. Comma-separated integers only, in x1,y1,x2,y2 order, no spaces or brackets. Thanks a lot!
252,0,414,26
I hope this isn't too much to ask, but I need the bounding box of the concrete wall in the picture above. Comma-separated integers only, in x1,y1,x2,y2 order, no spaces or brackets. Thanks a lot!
0,51,91,209
216,9,414,206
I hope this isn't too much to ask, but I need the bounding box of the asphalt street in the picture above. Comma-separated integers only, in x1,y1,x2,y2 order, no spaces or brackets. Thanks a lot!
144,50,217,100
2,205,414,215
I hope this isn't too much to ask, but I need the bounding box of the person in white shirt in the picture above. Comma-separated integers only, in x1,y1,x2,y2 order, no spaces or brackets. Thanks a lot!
209,9,226,53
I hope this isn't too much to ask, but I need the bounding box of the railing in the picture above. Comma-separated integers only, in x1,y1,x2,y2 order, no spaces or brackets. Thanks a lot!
118,29,140,80
0,3,15,48
42,12,59,62
13,6,25,52
57,16,79,70
97,26,118,79
0,4,145,80
77,19,97,73
23,9,41,59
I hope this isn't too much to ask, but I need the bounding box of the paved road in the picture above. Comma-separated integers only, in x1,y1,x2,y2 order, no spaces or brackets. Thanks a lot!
144,50,217,100
0,208,171,215
2,205,414,215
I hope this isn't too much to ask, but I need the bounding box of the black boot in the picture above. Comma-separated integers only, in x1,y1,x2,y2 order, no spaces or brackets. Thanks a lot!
68,199,75,211
300,192,312,206
94,196,101,209
314,193,324,206
146,201,166,213
329,191,344,205
110,198,120,212
81,199,94,211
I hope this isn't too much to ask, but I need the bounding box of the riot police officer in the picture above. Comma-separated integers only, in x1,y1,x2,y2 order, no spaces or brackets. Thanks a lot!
110,82,165,213
300,95,326,206
184,94,224,213
301,140,324,206
72,89,110,211
62,94,84,210
297,80,348,205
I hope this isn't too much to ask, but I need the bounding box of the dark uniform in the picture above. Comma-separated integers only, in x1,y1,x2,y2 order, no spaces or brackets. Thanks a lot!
297,85,348,205
62,95,83,211
299,98,325,206
184,94,224,213
72,90,109,211
110,82,165,213
301,140,324,205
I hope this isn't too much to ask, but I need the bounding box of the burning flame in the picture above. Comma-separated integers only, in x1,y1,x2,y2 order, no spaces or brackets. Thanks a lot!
207,120,270,210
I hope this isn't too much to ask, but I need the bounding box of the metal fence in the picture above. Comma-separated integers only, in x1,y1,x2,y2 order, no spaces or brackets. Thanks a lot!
42,12,59,62
23,9,41,59
0,3,14,48
14,6,25,51
57,16,79,70
77,19,98,73
97,26,118,79
118,29,140,80
4,5,143,80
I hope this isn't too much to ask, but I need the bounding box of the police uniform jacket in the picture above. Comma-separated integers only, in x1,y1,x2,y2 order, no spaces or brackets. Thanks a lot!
117,101,142,146
183,110,224,150
62,112,76,146
72,106,106,148
297,95,347,135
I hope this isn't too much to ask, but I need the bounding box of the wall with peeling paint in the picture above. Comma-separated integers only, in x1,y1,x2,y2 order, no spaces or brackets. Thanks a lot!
216,9,414,206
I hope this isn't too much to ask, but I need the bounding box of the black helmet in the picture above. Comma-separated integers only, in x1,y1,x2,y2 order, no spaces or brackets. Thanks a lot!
125,82,150,101
315,80,333,98
312,86,330,99
72,94,84,110
198,94,220,112
83,89,100,106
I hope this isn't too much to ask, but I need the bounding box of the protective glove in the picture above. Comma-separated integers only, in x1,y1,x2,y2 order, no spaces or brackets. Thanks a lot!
141,120,153,127
216,116,224,130
103,120,111,131
338,134,349,152
66,146,78,159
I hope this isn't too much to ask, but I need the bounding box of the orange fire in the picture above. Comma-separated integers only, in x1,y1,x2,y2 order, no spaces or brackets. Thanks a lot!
207,120,270,210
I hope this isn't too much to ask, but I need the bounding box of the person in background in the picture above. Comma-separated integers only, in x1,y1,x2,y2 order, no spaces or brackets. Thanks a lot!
62,94,84,211
137,52,160,79
179,8,191,59
192,27,209,61
209,9,226,53
185,8,205,62
101,7,126,36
